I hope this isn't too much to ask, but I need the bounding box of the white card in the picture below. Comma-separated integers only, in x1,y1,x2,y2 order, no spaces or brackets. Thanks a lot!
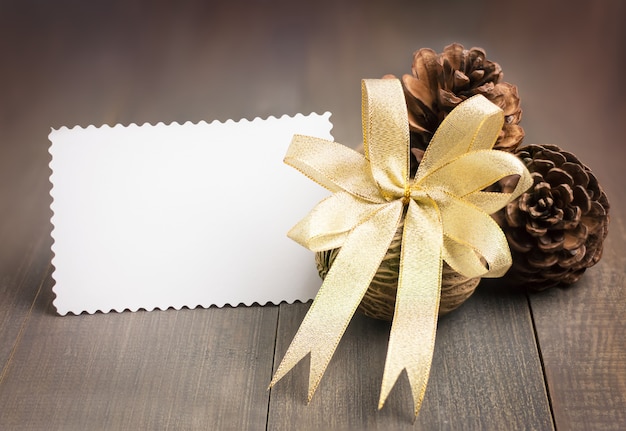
49,113,333,315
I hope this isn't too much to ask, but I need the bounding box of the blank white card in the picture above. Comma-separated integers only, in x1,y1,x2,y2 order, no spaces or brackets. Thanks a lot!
49,113,333,315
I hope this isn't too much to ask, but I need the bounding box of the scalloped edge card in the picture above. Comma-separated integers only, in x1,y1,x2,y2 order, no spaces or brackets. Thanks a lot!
49,113,333,315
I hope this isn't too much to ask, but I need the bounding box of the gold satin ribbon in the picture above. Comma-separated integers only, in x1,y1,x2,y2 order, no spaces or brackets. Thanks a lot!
269,79,533,417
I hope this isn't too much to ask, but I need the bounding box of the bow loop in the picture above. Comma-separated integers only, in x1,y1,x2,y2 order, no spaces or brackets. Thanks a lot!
285,135,384,203
416,150,530,200
416,93,504,182
361,79,410,200
288,191,388,252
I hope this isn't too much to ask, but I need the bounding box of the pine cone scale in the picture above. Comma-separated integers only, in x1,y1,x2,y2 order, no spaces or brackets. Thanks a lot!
438,89,463,109
537,235,563,252
411,48,440,98
545,168,573,187
469,69,485,82
443,43,465,71
527,250,559,267
573,186,592,212
528,159,554,173
563,224,588,250
559,245,586,267
562,162,589,186
506,229,534,252
553,184,573,207
402,75,436,111
453,70,470,89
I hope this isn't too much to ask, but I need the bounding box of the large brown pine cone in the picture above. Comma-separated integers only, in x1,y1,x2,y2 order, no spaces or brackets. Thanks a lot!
385,43,524,175
495,144,610,290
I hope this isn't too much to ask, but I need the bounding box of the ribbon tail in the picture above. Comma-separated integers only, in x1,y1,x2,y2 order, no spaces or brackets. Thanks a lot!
270,201,403,401
378,200,443,418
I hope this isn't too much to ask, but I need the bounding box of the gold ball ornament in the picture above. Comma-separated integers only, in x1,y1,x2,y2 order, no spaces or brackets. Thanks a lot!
315,215,481,320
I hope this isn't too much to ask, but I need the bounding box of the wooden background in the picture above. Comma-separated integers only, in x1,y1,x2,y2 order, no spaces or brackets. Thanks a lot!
0,0,624,429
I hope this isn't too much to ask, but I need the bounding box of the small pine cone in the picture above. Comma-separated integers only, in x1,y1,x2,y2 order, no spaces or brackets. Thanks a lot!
384,43,524,175
494,144,610,291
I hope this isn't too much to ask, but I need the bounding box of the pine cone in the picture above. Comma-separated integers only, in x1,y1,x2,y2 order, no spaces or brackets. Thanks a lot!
384,43,524,175
494,144,610,290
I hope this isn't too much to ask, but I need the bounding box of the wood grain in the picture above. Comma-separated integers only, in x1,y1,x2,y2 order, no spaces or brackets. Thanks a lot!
0,126,55,373
528,214,626,430
0,273,279,431
268,283,553,430
483,2,626,429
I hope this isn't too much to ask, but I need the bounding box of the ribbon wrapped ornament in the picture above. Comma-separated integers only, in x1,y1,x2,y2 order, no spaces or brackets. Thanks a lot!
269,79,533,418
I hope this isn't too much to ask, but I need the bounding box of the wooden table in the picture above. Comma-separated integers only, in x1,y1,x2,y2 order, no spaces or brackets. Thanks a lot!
1,1,624,429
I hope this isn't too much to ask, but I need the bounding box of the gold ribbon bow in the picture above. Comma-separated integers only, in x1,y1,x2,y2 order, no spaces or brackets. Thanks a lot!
269,79,533,417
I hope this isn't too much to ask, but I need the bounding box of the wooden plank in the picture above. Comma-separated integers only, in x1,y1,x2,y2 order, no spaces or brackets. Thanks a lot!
502,1,626,427
0,273,279,431
0,127,54,370
268,281,554,430
0,214,50,368
528,199,626,430
0,233,50,375
1,3,301,430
